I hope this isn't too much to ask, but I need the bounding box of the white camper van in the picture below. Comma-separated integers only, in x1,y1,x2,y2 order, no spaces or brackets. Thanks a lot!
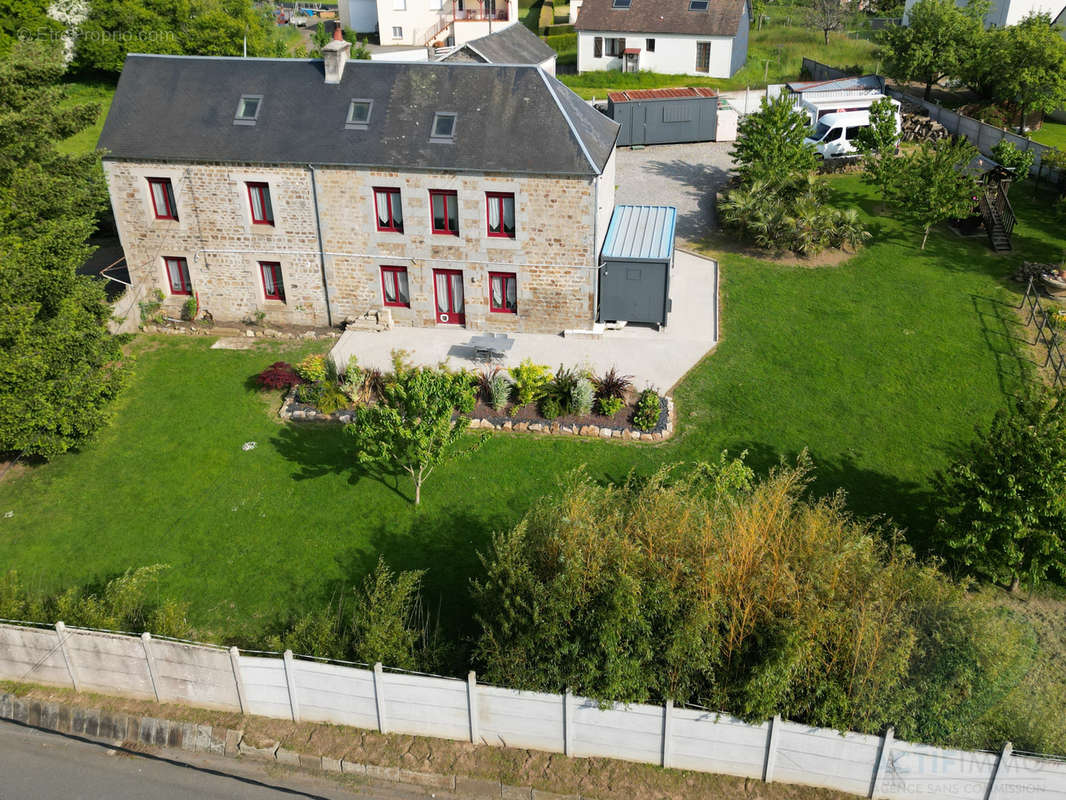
803,101,901,159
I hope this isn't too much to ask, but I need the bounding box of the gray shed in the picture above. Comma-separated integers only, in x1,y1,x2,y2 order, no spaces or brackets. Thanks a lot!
608,87,718,147
598,205,677,329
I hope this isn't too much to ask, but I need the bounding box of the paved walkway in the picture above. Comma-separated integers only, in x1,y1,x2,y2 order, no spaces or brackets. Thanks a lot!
330,251,717,392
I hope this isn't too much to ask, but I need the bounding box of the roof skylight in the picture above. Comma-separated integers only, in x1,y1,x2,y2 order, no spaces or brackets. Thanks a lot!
234,95,262,126
430,112,457,142
346,99,373,130
612,0,632,7
688,0,709,9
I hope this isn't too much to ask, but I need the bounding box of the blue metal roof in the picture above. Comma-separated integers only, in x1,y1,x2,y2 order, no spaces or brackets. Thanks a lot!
601,205,677,262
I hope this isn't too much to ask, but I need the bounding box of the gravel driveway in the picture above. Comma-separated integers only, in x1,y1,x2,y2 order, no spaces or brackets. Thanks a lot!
614,141,735,242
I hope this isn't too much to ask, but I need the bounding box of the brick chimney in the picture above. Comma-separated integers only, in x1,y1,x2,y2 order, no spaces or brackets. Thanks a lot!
323,26,351,85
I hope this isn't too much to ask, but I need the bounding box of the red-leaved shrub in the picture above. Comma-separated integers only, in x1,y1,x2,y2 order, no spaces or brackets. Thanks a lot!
255,362,302,391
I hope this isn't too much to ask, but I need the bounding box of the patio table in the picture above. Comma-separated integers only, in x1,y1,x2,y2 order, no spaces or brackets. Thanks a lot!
468,333,514,362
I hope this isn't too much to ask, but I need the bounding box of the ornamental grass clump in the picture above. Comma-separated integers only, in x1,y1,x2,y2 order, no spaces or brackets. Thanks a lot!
472,455,1031,747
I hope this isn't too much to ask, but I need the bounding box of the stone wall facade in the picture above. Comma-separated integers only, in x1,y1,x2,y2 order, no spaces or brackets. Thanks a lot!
104,159,608,334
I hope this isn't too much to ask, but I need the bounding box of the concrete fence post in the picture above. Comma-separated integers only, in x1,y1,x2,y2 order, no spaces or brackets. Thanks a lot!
870,726,895,799
54,621,80,692
661,700,674,769
986,742,1013,800
372,662,388,734
282,650,300,722
466,671,479,745
764,715,782,783
229,647,248,714
563,688,574,757
140,632,161,702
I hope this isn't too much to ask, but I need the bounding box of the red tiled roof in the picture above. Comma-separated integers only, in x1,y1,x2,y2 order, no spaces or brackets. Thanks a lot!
607,86,718,102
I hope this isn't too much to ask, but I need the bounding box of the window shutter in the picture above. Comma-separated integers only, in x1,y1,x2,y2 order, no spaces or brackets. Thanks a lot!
594,36,602,57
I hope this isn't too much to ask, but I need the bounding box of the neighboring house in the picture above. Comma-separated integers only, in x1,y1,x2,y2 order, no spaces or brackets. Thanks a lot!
97,42,620,335
442,23,558,74
575,0,750,79
902,0,1062,27
570,0,583,23
340,0,519,48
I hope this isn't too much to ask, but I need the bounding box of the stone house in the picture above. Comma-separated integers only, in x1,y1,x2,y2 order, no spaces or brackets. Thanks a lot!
442,23,559,74
98,38,620,334
575,0,750,79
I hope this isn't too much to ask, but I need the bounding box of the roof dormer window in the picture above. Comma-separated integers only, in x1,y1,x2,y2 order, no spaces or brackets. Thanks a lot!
430,112,457,142
612,0,631,7
234,95,262,126
688,0,709,8
346,99,373,130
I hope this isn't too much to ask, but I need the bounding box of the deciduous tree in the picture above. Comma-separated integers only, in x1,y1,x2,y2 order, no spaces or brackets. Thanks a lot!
855,97,901,206
886,137,978,248
807,0,852,45
730,92,818,186
994,13,1066,135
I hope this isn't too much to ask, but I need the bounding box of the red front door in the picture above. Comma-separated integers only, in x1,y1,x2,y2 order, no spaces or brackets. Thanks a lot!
433,269,465,325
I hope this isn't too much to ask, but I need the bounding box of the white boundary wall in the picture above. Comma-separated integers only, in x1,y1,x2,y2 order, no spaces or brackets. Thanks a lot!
3,621,1066,800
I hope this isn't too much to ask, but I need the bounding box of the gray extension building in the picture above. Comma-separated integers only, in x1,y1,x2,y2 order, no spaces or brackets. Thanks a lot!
598,205,676,329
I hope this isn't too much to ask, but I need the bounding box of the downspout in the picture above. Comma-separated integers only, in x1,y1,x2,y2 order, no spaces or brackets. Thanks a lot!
592,173,601,324
308,164,334,328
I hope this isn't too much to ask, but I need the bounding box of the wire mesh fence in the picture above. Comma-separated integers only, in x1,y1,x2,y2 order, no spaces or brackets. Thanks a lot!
1019,277,1066,388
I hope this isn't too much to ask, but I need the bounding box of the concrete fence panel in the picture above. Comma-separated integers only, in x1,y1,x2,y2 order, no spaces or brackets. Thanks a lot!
290,660,378,729
671,708,768,778
477,684,565,752
238,655,294,720
379,670,469,741
0,625,74,687
149,639,241,711
64,629,155,699
571,697,663,764
1003,753,1066,798
774,721,883,797
882,740,998,799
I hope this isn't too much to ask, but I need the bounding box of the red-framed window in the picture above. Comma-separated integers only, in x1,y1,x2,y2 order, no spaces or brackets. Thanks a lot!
260,261,285,301
381,266,410,308
247,182,274,225
148,177,178,220
429,189,459,236
374,188,404,233
164,256,192,296
489,272,517,314
486,192,516,238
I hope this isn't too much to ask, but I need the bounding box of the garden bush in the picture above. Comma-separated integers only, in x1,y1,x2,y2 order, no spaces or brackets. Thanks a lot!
991,140,1036,180
255,361,301,391
490,373,512,412
547,366,582,414
509,359,553,409
180,296,198,322
138,289,164,323
315,386,349,415
471,457,1032,745
296,354,328,383
632,389,661,432
593,367,632,401
572,377,595,417
539,396,562,420
595,395,624,417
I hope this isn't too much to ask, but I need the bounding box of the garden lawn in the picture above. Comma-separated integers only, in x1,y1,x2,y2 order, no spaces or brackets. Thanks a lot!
0,177,1062,649
558,24,879,98
1031,119,1066,151
56,78,116,156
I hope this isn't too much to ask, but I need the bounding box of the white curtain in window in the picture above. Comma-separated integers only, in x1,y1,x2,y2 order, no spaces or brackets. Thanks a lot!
503,196,515,234
435,272,449,311
151,182,168,214
263,267,276,295
396,270,409,304
377,192,389,226
505,276,517,309
167,261,181,292
450,273,464,313
383,271,397,303
250,188,264,220
491,276,503,307
488,197,500,231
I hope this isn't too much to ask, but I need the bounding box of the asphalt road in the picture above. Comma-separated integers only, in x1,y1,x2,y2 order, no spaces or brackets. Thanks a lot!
0,721,430,800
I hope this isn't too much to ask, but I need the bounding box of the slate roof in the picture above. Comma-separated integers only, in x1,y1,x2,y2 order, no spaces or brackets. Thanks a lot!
444,24,557,65
98,54,618,177
574,0,748,37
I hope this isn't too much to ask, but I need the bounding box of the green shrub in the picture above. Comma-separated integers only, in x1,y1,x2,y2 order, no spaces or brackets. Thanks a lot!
596,396,624,417
296,354,328,383
544,24,575,37
315,386,349,415
593,367,633,401
632,389,661,431
296,383,321,405
572,377,595,417
138,289,165,323
539,396,562,420
547,365,582,413
180,296,198,322
490,373,512,411
991,140,1036,179
509,359,553,408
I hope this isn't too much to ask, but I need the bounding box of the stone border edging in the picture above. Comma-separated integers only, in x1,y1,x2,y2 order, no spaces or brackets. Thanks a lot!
0,692,584,800
280,392,676,442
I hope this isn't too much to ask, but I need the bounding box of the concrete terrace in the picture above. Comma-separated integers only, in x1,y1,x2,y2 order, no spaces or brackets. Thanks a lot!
330,250,718,392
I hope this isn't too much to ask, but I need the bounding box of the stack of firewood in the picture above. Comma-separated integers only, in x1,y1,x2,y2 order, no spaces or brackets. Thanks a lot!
1012,261,1055,283
900,111,950,143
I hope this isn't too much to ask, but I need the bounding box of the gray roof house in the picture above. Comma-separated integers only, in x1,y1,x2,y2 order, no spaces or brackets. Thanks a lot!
442,23,559,74
98,45,621,335
575,0,751,78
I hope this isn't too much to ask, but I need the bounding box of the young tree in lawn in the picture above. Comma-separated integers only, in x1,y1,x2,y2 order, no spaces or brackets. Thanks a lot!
994,13,1066,135
935,387,1066,591
991,140,1036,181
807,0,852,45
346,366,479,505
886,137,979,249
854,97,901,207
731,92,818,186
879,0,987,100
0,43,128,459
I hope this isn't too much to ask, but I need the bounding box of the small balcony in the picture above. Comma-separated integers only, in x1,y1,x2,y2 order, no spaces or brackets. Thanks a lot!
453,0,509,22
